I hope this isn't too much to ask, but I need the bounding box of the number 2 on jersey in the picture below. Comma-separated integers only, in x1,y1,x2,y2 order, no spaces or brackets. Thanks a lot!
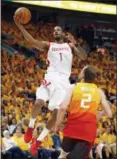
59,53,62,61
81,93,92,108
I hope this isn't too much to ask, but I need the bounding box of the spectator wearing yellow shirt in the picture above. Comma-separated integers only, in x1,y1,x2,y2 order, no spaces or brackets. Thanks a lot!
12,128,29,151
21,105,30,119
100,125,116,159
40,133,53,149
99,120,109,135
2,130,28,159
101,126,116,145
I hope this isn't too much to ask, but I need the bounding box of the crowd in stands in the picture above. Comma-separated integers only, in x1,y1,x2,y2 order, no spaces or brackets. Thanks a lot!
1,19,116,159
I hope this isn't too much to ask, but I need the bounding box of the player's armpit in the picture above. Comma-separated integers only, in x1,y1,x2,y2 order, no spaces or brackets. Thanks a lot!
99,88,112,118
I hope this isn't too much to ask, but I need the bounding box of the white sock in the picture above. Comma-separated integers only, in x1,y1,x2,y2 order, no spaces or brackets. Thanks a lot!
37,127,50,142
58,149,69,159
29,118,36,128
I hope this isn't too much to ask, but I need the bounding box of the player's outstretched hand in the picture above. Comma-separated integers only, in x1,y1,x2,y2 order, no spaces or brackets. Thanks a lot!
13,15,22,27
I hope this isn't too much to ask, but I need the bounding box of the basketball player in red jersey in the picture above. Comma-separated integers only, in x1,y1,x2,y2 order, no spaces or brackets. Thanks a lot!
14,15,87,155
55,66,112,159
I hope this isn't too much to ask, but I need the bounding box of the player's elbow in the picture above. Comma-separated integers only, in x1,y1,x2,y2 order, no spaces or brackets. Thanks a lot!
26,38,34,45
78,53,87,60
24,36,35,45
24,38,32,45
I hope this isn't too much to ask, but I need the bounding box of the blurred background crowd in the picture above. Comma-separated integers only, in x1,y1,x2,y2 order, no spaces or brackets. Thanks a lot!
1,1,116,159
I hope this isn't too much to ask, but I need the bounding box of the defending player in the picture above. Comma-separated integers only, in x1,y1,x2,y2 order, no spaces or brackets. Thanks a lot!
14,15,87,155
55,66,112,159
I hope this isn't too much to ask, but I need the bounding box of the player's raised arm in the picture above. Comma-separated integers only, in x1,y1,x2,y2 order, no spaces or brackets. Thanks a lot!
64,33,87,60
99,88,112,118
70,43,87,60
14,16,49,51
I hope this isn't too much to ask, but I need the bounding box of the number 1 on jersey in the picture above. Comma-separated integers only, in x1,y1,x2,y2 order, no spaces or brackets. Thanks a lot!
59,53,62,61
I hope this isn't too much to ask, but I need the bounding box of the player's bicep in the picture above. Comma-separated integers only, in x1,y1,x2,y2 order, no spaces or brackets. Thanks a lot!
32,40,49,51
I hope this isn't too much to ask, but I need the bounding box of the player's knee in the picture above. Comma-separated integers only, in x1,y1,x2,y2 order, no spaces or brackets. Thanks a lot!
52,109,58,116
35,99,45,107
48,105,54,111
60,107,66,112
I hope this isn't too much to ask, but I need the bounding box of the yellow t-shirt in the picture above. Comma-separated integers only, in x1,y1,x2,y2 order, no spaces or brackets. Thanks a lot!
101,133,116,145
41,134,53,149
12,135,29,151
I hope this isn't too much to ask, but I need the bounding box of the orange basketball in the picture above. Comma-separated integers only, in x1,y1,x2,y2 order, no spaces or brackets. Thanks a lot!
14,7,31,24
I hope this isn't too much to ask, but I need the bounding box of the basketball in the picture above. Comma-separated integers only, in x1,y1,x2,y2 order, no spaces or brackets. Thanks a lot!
14,7,31,24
